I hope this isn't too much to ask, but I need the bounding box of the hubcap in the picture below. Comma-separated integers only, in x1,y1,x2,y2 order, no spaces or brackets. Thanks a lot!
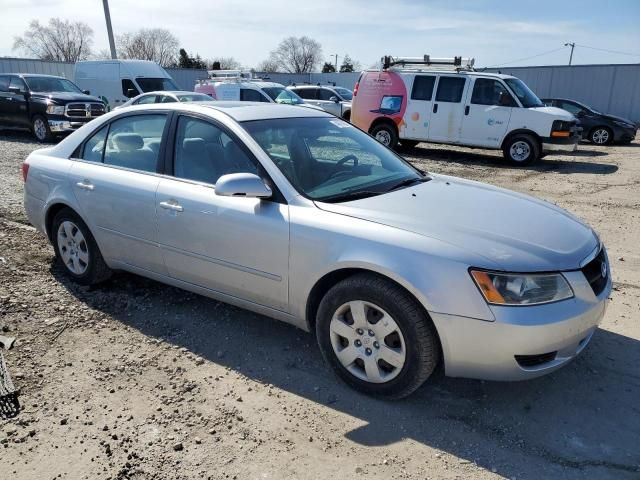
34,119,47,141
57,221,89,275
592,129,609,144
375,130,391,146
509,140,531,162
329,301,406,384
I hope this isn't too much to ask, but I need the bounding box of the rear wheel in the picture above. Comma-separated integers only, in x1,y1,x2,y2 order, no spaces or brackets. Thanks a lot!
590,127,612,145
32,115,52,142
370,123,398,150
503,134,540,166
316,273,440,399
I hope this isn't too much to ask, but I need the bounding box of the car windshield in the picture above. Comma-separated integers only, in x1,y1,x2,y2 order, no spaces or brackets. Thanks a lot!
242,117,427,202
24,76,83,93
136,77,179,92
262,87,304,105
176,93,214,102
504,78,543,108
334,87,353,100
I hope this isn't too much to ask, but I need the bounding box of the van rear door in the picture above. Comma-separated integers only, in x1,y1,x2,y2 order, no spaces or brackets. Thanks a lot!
459,77,514,148
428,76,468,143
403,75,436,140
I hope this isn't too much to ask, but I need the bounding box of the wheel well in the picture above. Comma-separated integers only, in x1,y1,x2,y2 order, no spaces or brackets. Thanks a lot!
501,129,541,150
45,203,73,241
589,125,612,136
342,110,351,121
368,117,397,135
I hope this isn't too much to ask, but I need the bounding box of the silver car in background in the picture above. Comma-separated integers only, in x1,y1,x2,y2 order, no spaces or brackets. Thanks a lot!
22,102,611,398
287,84,352,120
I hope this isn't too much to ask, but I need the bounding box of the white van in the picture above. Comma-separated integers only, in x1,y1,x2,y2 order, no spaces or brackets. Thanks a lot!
74,60,179,111
351,56,581,165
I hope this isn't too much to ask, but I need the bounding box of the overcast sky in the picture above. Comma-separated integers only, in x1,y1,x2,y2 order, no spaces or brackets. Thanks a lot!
2,0,639,68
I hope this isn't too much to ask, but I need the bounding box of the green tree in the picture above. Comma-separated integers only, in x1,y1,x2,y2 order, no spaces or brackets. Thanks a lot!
322,62,336,73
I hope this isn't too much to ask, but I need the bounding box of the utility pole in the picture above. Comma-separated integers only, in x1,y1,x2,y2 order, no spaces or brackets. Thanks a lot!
330,54,339,71
102,0,117,59
564,42,575,66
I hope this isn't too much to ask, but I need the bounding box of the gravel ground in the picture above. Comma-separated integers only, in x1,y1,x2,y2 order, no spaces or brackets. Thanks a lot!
1,129,639,480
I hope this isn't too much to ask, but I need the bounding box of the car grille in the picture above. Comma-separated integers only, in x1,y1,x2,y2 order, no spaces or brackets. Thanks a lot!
515,351,557,368
581,248,608,296
65,103,106,119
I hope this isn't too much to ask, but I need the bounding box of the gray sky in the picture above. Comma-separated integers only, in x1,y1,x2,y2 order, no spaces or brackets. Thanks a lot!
2,0,640,68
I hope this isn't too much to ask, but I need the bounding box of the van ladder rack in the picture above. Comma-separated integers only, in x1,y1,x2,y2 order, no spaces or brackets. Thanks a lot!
382,55,475,71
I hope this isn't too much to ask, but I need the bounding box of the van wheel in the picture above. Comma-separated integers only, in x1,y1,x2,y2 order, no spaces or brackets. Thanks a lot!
370,123,398,149
503,134,539,166
32,115,53,142
316,273,440,399
51,208,112,286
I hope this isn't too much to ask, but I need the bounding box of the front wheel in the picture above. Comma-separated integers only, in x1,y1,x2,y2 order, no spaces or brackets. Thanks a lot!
370,123,398,150
503,134,540,166
316,273,440,399
590,127,612,145
32,115,53,142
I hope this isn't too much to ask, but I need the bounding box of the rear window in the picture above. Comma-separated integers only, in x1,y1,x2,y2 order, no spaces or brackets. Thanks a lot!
411,76,436,101
435,77,466,103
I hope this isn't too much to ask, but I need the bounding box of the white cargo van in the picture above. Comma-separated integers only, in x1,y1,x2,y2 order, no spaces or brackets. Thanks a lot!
351,55,581,165
74,60,179,111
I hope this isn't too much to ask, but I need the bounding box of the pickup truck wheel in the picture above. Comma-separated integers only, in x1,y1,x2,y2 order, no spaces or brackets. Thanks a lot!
51,208,112,286
370,123,398,150
32,115,53,142
316,273,439,399
503,134,539,166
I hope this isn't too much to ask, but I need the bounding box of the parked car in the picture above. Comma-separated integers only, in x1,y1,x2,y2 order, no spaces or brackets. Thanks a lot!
116,91,213,109
22,102,610,398
542,98,637,145
0,74,105,142
74,60,180,111
351,55,581,165
287,84,353,120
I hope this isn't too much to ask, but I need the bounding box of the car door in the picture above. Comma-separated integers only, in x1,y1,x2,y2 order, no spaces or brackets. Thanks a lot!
317,88,341,116
297,88,320,107
403,75,436,140
68,112,171,274
156,114,290,311
428,76,468,143
0,75,10,124
459,77,515,148
5,76,30,127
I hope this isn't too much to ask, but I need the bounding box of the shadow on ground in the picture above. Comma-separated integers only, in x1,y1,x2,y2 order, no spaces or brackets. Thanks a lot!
52,265,640,480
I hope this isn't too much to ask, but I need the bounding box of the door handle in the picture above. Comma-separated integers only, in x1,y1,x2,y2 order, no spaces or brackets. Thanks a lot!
465,105,470,115
159,201,184,212
76,180,94,191
433,103,438,114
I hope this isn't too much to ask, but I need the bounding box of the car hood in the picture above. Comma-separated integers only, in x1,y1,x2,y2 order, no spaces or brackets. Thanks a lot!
602,113,637,127
315,174,598,271
528,106,575,121
30,92,103,103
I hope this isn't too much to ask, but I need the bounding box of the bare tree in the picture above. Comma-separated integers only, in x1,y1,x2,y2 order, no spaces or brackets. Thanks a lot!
267,36,323,73
117,28,179,67
209,56,241,70
256,58,280,73
13,18,93,62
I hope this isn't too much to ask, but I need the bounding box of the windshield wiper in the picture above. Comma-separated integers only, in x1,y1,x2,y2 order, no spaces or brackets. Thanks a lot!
316,190,384,203
386,176,430,192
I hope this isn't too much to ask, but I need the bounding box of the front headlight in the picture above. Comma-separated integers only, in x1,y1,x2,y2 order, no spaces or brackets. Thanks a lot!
46,105,65,115
470,270,574,306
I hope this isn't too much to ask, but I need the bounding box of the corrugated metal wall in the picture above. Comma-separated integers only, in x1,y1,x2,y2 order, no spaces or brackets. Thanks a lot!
2,58,638,122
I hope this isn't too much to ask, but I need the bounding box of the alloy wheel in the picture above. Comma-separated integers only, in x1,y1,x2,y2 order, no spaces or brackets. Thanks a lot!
57,221,89,275
592,128,610,144
375,130,392,146
329,300,406,383
33,118,47,141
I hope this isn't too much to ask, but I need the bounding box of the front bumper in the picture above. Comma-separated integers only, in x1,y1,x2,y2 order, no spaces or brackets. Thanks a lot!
48,119,92,134
431,263,612,381
541,133,580,153
614,126,637,143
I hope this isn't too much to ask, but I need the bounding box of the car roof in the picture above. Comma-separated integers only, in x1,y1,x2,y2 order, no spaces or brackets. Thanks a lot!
362,69,516,80
140,91,207,96
123,101,332,122
5,73,66,79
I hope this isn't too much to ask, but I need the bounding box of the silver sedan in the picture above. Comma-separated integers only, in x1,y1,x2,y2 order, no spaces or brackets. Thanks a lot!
22,102,611,398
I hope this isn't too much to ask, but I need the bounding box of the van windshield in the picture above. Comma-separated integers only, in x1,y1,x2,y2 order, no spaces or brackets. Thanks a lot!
262,87,304,105
24,76,83,93
504,78,543,108
136,77,179,92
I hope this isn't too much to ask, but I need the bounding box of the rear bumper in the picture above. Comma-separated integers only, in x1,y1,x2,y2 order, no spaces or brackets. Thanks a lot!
431,267,612,381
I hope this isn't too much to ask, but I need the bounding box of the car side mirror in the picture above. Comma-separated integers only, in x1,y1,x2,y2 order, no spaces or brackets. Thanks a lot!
576,110,585,118
8,86,24,95
83,89,91,95
329,96,339,103
126,88,138,98
215,173,272,199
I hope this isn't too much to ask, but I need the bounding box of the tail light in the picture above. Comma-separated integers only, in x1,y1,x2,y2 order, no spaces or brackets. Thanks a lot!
353,82,359,96
22,161,29,182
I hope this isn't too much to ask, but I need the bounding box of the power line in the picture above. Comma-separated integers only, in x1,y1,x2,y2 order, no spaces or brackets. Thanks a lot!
574,44,640,57
484,47,567,68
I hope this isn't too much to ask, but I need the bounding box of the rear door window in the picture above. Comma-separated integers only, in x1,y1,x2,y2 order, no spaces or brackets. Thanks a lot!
80,125,109,162
103,114,167,172
435,77,466,103
318,89,335,101
411,76,436,101
296,88,317,100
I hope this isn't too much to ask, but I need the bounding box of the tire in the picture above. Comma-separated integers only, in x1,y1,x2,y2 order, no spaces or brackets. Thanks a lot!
51,208,112,286
342,111,351,122
316,273,440,399
32,115,53,142
590,127,613,145
503,134,540,166
370,123,398,150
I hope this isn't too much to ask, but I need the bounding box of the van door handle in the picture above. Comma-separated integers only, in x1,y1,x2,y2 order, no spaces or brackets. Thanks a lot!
433,103,438,113
76,180,94,191
159,201,183,212
465,105,470,115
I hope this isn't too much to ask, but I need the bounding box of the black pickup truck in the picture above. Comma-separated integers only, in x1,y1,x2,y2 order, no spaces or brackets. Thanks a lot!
0,74,106,142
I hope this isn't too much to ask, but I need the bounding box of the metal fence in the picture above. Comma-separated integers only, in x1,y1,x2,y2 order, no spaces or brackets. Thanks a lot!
2,57,638,122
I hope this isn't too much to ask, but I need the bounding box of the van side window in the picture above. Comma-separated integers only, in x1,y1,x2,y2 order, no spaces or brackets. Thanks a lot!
240,89,268,102
173,116,257,185
122,79,139,98
435,77,466,103
103,114,167,172
80,125,109,163
411,76,436,101
296,88,317,100
471,79,515,106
